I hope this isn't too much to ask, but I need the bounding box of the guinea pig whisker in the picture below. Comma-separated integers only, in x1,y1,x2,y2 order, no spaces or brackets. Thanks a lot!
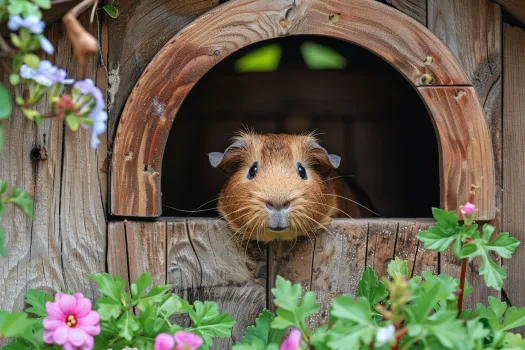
162,204,219,213
198,207,254,238
219,212,260,251
299,213,336,239
320,175,357,184
321,193,381,217
290,218,315,249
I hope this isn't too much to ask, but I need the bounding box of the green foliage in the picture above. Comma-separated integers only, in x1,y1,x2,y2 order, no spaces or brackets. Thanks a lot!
235,44,282,72
417,208,520,290
24,289,53,317
234,309,285,349
188,301,236,349
300,42,347,70
103,5,118,18
387,257,409,278
357,267,388,311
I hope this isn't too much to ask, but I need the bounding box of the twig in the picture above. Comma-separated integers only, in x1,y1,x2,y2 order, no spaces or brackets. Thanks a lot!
0,36,12,57
68,0,97,17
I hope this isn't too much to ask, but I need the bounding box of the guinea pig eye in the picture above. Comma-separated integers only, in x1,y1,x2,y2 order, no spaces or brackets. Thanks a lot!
247,162,259,180
297,163,307,180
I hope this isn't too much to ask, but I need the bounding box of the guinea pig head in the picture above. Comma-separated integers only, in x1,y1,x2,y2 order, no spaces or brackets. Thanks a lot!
209,132,341,242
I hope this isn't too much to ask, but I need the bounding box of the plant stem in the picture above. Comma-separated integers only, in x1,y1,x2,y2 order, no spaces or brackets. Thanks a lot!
392,328,408,350
457,257,468,318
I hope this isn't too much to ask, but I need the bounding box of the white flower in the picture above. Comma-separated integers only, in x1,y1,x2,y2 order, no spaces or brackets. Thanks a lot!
376,325,396,344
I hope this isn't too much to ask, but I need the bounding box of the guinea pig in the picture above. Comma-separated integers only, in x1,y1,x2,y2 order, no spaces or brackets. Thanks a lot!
208,131,376,242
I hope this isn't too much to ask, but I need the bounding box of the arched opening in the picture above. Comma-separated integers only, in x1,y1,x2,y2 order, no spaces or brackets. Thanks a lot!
161,36,439,218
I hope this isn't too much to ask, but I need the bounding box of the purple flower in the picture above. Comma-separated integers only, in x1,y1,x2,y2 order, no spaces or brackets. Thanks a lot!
19,60,74,86
8,15,45,34
280,329,302,350
40,36,54,54
74,79,107,149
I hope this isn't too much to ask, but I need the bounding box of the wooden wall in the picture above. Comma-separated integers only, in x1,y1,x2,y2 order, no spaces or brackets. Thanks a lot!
1,0,524,345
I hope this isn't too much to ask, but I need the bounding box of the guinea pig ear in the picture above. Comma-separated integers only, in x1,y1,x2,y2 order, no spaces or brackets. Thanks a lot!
311,142,341,169
208,141,243,169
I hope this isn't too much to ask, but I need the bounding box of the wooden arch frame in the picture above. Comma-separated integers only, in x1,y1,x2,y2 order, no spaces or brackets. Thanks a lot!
111,0,495,220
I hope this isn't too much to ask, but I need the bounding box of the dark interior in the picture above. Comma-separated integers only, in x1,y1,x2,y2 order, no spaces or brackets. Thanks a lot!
161,35,440,218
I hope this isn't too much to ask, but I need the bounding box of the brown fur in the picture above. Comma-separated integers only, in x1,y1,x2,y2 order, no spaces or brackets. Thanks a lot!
214,131,372,242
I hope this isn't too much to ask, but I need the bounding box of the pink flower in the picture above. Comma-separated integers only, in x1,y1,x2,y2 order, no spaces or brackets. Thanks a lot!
154,331,203,350
461,202,476,216
42,292,100,350
280,329,302,350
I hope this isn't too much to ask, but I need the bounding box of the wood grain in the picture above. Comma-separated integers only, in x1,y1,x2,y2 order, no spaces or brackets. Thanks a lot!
418,86,496,220
107,221,130,287
0,12,106,313
394,220,433,276
428,0,502,224
502,24,525,335
386,0,427,25
175,0,220,15
493,0,525,25
111,0,473,217
124,220,167,285
167,219,266,347
366,221,399,278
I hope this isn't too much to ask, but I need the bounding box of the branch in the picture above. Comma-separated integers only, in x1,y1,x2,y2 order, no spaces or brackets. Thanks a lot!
62,0,99,78
0,35,11,57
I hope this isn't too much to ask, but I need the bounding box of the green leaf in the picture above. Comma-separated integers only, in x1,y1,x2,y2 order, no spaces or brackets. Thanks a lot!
426,310,467,348
189,301,235,349
32,0,51,9
488,295,508,318
503,333,525,349
235,44,282,73
416,225,458,252
0,311,35,338
501,306,525,332
301,42,347,70
271,276,318,332
0,82,12,120
103,5,118,18
233,338,279,350
25,289,53,316
238,309,285,347
387,257,409,278
330,296,375,325
7,0,24,14
357,267,388,307
116,311,140,341
89,273,127,305
96,297,122,321
135,284,171,309
66,114,80,131
7,187,34,218
0,180,7,195
473,302,525,333
405,279,447,322
485,232,520,259
327,321,376,350
21,108,42,123
432,208,459,231
328,298,377,349
131,272,152,301
23,53,40,69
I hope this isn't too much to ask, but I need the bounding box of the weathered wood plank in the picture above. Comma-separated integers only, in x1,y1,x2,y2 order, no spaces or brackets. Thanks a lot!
167,219,266,348
0,11,106,312
107,221,130,286
124,220,167,285
386,0,427,25
493,0,525,25
309,220,368,328
394,220,434,277
503,24,525,334
418,86,495,220
366,221,398,278
106,0,196,135
111,0,473,218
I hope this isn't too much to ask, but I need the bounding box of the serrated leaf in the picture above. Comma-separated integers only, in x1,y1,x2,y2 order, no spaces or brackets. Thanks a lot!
328,299,377,349
416,225,458,252
131,272,152,301
157,294,192,317
488,296,508,318
357,267,388,308
0,82,12,120
486,232,520,259
96,297,122,321
330,297,375,325
189,301,235,349
405,279,447,322
426,310,467,348
136,284,171,309
238,309,285,347
271,276,319,332
116,311,140,341
328,321,376,350
387,257,409,278
103,5,118,18
89,273,127,305
503,333,525,349
25,289,53,316
432,208,459,231
501,306,525,332
7,187,33,218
